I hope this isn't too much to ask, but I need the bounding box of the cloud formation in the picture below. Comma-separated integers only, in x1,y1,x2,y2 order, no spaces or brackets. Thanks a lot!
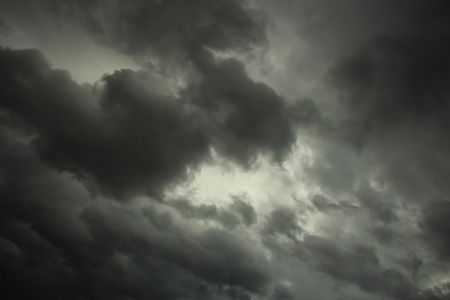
1,0,450,299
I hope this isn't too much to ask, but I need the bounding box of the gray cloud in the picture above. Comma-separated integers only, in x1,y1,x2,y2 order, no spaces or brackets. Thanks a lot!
0,1,298,295
168,196,257,229
0,47,210,199
369,225,397,246
52,0,267,59
420,199,450,262
185,50,297,165
263,207,302,240
0,126,272,299
81,205,272,295
297,235,422,300
269,283,296,300
311,194,358,215
329,35,450,147
230,196,257,227
357,188,399,224
0,45,307,199
2,0,450,299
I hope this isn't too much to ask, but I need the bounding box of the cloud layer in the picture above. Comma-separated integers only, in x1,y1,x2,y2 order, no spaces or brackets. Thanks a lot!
1,0,450,299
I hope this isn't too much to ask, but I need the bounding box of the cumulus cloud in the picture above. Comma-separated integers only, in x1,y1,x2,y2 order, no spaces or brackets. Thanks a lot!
2,0,450,299
0,123,272,299
0,47,210,199
0,45,306,199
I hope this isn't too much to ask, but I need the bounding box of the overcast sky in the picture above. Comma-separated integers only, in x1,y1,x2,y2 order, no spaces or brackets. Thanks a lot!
1,0,450,299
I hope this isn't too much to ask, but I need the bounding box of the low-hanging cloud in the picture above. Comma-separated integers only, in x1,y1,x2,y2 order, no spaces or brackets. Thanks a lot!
2,0,450,299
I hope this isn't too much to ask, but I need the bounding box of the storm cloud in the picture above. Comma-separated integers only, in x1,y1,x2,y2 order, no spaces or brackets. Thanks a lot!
1,0,450,299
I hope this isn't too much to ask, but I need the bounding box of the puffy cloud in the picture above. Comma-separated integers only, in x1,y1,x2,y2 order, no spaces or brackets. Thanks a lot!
2,0,450,299
0,125,272,299
0,46,306,199
185,50,298,165
0,47,210,199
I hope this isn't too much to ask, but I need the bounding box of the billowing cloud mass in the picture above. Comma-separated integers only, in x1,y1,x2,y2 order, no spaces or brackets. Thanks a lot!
1,0,450,299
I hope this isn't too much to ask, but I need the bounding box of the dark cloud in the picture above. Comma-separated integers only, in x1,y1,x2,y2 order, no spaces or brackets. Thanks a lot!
185,50,298,165
420,199,450,261
304,140,360,196
263,207,302,240
311,194,357,214
168,196,257,229
0,128,272,299
421,283,450,300
292,5,450,298
0,16,11,35
2,0,450,299
0,46,281,298
0,0,298,294
52,0,267,59
52,0,309,165
169,199,219,221
0,0,282,294
370,225,396,245
357,188,398,224
0,45,307,199
286,0,450,207
226,287,253,300
398,253,423,282
230,195,257,227
81,205,272,295
269,283,296,300
330,35,450,146
322,4,450,202
0,47,210,199
298,235,420,299
311,195,340,211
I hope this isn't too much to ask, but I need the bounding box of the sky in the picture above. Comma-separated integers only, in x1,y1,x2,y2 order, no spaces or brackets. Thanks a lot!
0,0,450,299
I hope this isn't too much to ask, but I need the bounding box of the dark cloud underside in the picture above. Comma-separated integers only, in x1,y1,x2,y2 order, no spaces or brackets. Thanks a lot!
1,0,450,299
